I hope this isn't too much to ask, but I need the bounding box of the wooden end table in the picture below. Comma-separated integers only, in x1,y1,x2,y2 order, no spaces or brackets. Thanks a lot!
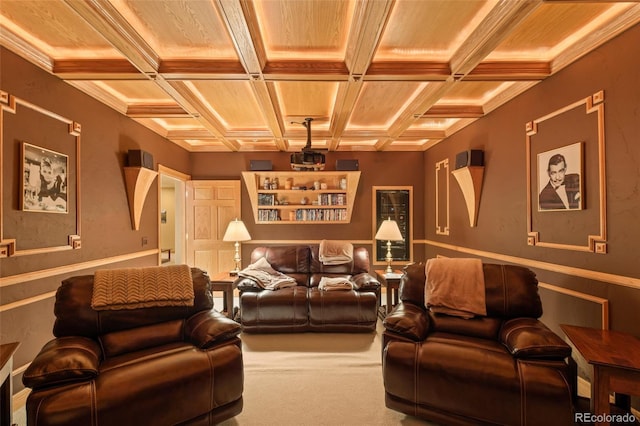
1,342,19,426
375,269,403,319
209,272,238,319
561,324,640,425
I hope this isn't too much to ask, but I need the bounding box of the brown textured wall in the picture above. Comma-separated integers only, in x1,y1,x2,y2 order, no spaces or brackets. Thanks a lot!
190,151,427,262
423,24,640,336
0,48,191,392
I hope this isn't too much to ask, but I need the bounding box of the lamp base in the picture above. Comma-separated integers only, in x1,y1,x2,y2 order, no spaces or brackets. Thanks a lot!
229,270,239,276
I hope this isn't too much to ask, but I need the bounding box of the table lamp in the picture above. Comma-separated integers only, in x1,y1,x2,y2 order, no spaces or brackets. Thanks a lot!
375,217,404,274
223,218,251,275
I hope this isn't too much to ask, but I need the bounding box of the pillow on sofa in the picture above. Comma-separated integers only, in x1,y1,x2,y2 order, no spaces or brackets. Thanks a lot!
239,257,297,290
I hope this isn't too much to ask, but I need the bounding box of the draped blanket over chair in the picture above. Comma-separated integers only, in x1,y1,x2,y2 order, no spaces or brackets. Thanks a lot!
23,266,244,426
382,261,576,426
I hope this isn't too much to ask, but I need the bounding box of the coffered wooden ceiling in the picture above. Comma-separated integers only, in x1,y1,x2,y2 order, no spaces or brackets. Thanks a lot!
2,1,639,152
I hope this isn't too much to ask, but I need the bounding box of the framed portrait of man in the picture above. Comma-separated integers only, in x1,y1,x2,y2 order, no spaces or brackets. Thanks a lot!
537,141,583,212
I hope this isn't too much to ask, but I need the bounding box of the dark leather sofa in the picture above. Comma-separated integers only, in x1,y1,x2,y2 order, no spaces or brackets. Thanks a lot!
382,262,576,426
23,267,244,426
237,245,381,333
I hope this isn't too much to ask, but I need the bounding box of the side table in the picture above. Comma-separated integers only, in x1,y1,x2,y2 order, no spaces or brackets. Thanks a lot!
375,269,403,319
209,272,238,319
1,342,19,426
561,324,640,426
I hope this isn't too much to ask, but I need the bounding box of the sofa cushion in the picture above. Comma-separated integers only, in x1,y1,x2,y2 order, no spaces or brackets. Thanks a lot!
308,287,378,326
240,286,309,329
250,246,312,275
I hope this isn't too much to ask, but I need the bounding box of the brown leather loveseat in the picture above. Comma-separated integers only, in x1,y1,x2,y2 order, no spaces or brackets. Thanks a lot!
23,266,244,426
382,261,576,425
237,245,380,333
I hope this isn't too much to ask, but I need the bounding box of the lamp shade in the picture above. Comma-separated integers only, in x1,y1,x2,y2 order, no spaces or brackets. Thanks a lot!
223,218,251,242
375,218,403,241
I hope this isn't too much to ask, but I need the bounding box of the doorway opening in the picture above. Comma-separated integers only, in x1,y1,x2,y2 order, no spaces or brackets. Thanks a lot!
159,171,187,266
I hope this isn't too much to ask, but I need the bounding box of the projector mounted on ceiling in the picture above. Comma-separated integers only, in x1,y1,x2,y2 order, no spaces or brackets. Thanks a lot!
290,117,327,171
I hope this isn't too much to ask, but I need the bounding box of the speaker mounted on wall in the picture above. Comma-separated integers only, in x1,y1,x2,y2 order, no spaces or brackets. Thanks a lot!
250,160,273,171
127,149,154,169
336,159,359,171
455,149,484,169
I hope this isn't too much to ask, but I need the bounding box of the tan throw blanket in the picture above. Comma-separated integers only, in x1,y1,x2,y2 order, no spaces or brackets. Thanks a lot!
425,258,486,319
319,240,353,265
92,264,194,311
319,276,353,291
239,257,297,291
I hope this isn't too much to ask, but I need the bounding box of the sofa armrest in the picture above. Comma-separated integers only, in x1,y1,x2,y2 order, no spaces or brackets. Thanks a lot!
235,276,263,293
185,309,242,349
500,318,571,359
22,336,101,390
382,302,430,341
352,272,381,291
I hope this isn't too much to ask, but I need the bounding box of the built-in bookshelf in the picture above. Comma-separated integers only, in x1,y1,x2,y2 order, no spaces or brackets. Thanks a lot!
242,171,361,224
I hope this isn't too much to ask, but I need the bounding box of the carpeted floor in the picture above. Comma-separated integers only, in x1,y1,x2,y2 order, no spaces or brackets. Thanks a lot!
218,319,431,426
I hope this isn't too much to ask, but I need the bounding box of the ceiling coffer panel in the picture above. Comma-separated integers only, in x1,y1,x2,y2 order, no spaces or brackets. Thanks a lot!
1,0,639,152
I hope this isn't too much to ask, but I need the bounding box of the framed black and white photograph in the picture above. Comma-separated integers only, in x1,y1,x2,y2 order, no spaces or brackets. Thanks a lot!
537,141,583,212
21,142,69,213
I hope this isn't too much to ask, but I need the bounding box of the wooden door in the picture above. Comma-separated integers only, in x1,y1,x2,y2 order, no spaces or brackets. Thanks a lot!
186,180,241,274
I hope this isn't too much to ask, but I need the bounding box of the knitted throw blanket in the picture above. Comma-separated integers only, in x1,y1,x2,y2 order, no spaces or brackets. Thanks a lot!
91,264,194,310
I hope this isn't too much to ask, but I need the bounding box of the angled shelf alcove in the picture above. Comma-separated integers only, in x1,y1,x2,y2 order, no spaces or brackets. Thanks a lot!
452,166,484,227
124,167,158,230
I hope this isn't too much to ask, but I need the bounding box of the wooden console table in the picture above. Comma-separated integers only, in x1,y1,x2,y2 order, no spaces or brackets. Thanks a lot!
561,324,640,426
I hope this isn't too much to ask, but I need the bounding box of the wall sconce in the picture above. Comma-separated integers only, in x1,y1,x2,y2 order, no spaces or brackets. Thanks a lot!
222,218,251,275
375,218,404,273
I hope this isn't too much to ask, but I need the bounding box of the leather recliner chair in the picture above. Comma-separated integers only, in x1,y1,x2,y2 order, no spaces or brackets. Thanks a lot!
382,262,576,426
23,267,244,426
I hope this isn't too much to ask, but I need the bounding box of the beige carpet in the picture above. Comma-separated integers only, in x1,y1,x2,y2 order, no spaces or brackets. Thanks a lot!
219,320,432,426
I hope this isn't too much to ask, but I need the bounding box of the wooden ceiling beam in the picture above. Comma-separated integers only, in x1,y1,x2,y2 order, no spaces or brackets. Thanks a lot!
331,0,394,149
126,104,189,118
465,61,550,80
449,0,542,79
216,0,287,150
216,0,266,75
157,79,239,151
366,61,451,80
421,105,485,118
63,0,159,75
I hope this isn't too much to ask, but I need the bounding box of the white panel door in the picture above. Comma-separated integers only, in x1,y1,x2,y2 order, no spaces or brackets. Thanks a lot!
186,180,241,274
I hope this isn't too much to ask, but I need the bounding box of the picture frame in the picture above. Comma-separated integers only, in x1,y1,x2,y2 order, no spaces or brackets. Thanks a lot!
21,142,69,213
525,90,607,254
537,141,583,212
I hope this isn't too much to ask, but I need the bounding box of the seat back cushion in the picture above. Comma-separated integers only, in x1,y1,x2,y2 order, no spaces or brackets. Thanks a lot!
250,246,311,282
53,268,213,338
399,261,543,320
310,246,370,274
100,319,184,358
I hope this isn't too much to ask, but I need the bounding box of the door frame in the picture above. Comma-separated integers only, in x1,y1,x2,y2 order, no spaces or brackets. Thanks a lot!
158,165,190,266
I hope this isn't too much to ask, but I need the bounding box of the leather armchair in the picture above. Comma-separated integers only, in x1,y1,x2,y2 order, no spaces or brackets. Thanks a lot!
382,262,576,426
23,267,243,426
